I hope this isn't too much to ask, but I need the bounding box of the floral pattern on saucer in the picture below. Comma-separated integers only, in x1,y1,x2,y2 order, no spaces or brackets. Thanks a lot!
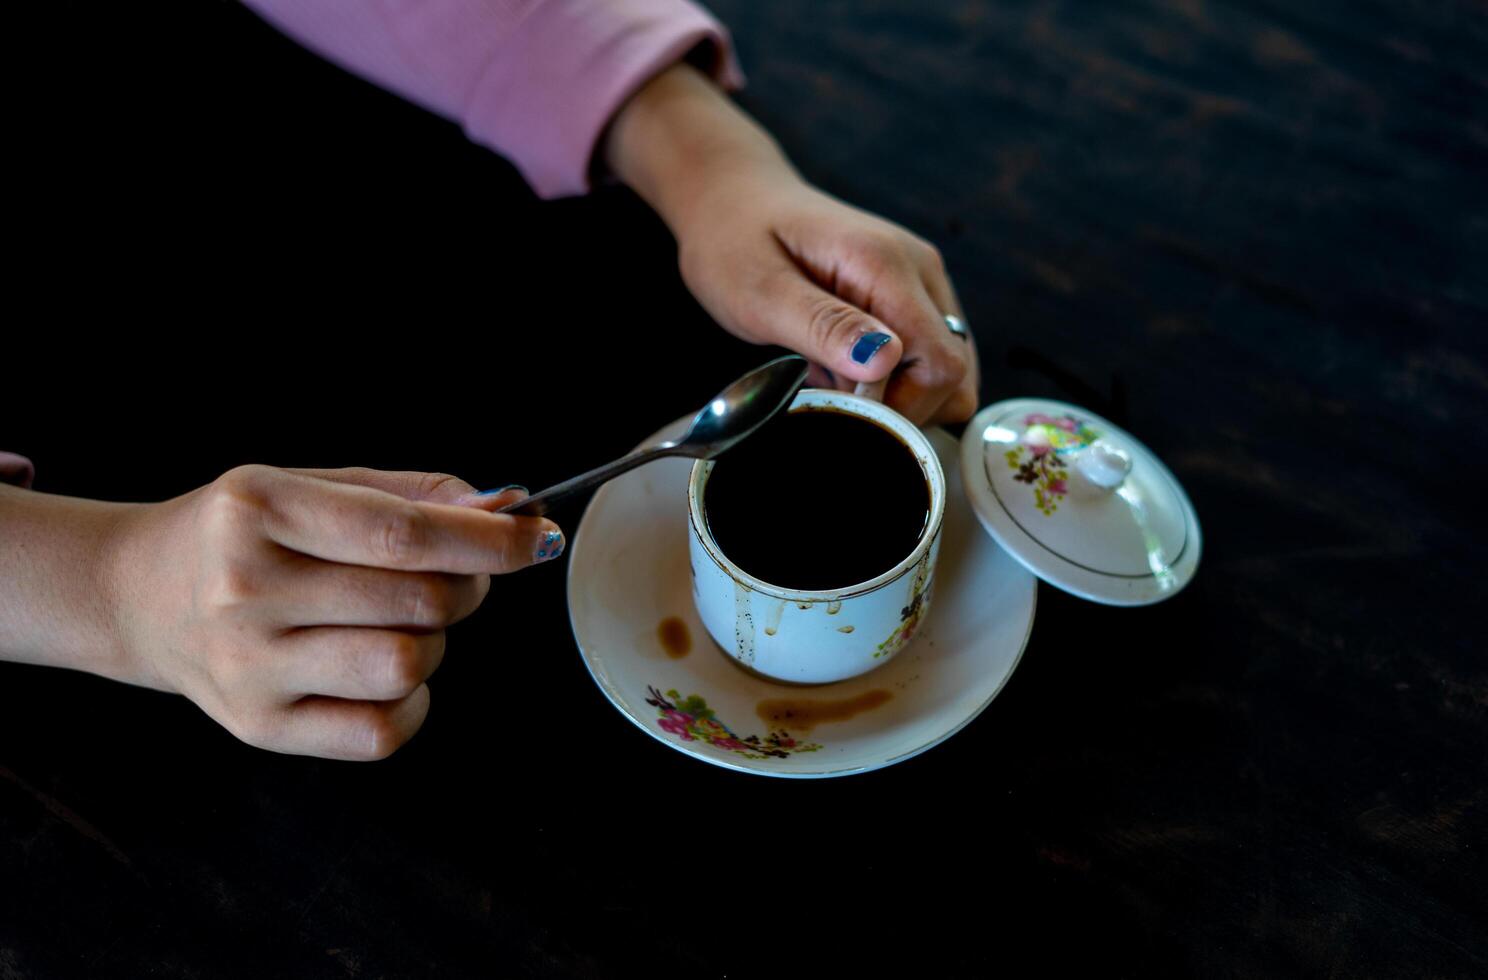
1004,413,1100,515
646,687,822,760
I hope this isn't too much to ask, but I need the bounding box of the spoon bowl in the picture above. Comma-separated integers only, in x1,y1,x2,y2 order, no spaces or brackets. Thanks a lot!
495,355,809,517
664,355,813,458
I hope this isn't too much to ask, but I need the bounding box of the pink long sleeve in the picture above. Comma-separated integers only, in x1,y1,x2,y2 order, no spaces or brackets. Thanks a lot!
240,0,744,198
0,452,34,489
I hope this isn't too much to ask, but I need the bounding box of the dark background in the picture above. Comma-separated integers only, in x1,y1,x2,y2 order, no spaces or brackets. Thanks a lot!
5,0,1486,976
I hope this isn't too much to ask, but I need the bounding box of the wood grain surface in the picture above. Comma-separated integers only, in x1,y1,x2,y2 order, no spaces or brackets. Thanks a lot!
3,1,1485,976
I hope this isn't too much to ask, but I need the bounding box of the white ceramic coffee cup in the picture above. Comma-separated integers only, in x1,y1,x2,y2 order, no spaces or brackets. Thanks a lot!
687,388,947,684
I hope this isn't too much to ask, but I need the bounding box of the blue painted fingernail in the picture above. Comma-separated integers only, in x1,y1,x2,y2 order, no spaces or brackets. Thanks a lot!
536,530,565,561
476,484,527,497
850,332,892,365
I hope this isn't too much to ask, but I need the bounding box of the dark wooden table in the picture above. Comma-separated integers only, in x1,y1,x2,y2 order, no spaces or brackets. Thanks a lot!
5,1,1485,975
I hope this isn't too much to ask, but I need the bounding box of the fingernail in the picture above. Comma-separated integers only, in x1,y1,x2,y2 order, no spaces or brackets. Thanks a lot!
536,530,565,561
850,332,892,365
476,484,528,497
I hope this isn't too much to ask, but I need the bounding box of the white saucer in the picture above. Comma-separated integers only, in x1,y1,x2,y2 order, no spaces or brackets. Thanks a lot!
566,424,1038,778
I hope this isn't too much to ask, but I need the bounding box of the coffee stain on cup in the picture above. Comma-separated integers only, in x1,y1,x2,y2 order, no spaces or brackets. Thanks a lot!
657,616,691,659
837,625,855,633
755,689,892,733
826,600,843,616
733,581,756,665
763,599,787,637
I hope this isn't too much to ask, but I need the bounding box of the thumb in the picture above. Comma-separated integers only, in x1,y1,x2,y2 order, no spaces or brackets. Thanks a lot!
759,266,904,384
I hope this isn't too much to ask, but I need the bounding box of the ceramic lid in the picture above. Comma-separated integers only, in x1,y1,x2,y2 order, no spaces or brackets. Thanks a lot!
957,398,1201,605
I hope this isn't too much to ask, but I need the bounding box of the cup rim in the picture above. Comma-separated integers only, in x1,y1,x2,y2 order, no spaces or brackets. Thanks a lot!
687,388,947,602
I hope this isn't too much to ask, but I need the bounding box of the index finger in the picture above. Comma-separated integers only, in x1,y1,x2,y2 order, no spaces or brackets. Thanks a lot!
236,467,563,574
282,468,530,513
918,268,980,425
879,277,974,424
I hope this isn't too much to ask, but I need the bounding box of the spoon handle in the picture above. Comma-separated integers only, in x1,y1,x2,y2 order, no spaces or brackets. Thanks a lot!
495,444,675,517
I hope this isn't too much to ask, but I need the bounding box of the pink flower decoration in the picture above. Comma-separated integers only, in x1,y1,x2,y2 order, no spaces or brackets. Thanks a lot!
658,711,695,740
1056,417,1078,432
1028,443,1051,457
1047,479,1068,496
711,737,746,752
1025,413,1055,425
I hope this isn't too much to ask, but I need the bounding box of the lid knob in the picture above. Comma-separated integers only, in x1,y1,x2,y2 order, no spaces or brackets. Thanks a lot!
1073,444,1132,491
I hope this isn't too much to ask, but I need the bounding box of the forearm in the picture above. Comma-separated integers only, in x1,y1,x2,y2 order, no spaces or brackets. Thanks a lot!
0,484,141,682
603,62,795,235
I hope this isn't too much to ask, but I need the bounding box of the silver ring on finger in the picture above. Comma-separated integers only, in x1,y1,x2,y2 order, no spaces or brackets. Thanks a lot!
944,314,970,339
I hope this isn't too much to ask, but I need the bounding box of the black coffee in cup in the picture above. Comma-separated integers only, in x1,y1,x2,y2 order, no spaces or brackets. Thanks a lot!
702,407,930,591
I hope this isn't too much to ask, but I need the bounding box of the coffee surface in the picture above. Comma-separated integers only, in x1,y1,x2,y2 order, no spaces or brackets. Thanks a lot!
702,408,929,591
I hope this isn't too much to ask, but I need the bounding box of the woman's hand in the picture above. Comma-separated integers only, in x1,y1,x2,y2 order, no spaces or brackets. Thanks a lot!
674,170,979,425
97,468,560,760
605,64,978,426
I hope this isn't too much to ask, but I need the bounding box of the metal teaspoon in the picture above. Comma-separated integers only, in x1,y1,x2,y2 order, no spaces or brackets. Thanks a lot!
492,354,810,517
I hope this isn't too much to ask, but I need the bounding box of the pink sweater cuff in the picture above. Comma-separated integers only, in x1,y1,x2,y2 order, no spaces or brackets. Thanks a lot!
0,452,35,489
464,0,744,197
